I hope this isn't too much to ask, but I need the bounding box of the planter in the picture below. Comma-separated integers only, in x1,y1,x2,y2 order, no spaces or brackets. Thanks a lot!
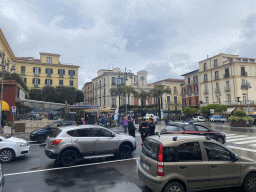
230,120,253,127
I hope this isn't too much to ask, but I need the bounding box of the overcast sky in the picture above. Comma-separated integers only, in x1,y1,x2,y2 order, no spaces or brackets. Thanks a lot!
1,0,256,89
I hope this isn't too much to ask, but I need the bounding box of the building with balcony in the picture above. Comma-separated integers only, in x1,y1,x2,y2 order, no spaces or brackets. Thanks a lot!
199,53,256,114
152,78,184,119
181,69,199,109
15,52,80,89
82,82,92,105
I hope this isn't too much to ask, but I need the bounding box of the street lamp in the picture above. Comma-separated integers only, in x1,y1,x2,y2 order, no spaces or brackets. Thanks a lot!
0,51,15,132
119,67,133,116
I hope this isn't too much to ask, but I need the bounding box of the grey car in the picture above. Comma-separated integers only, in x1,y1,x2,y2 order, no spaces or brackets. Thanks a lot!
45,125,136,166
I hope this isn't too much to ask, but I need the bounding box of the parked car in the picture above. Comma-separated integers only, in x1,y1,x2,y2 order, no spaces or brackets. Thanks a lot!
249,114,256,125
161,122,226,144
30,121,76,143
45,125,136,166
144,114,158,124
0,133,30,163
192,116,205,122
138,134,256,192
210,115,227,123
0,164,4,192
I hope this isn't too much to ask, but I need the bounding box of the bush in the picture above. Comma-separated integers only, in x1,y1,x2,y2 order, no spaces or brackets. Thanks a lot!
7,121,13,127
233,110,247,117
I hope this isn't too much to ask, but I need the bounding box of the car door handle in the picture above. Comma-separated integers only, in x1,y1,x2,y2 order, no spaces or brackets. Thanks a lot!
211,165,217,168
180,166,187,169
74,140,80,142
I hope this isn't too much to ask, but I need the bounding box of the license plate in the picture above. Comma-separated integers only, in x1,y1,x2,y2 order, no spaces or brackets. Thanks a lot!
142,162,150,171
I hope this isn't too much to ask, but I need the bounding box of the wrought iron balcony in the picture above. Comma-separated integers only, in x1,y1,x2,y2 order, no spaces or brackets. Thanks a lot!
223,73,230,78
214,88,220,93
203,89,208,94
224,86,230,91
241,72,248,76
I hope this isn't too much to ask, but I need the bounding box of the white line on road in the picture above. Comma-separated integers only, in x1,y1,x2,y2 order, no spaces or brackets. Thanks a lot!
226,145,256,153
233,139,256,145
226,135,247,139
4,157,140,177
227,137,252,142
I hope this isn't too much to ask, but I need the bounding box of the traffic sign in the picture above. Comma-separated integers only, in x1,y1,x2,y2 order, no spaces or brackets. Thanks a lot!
12,106,16,114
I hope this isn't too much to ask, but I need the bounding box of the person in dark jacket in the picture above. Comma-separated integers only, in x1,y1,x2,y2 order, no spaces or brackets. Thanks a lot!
148,118,156,136
128,118,136,137
139,118,149,145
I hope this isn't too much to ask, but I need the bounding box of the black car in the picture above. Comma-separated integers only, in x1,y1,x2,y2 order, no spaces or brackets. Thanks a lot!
161,122,226,144
30,121,76,143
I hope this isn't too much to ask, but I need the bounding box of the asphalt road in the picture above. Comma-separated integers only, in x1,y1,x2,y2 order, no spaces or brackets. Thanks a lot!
2,122,256,192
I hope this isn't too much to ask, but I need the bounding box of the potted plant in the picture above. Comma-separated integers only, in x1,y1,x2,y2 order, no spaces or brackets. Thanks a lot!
228,110,254,127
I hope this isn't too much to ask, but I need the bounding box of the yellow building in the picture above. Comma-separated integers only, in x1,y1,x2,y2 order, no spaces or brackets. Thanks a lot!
0,29,16,72
152,78,184,119
15,52,79,89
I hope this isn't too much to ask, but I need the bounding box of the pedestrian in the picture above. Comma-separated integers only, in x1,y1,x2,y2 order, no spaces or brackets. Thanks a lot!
128,118,136,137
139,118,149,146
82,118,85,125
102,116,106,126
148,118,156,136
123,116,129,134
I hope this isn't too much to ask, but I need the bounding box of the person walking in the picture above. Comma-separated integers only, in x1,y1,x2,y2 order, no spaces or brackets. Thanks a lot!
139,118,149,146
128,118,136,137
123,117,129,134
102,116,106,126
148,118,156,136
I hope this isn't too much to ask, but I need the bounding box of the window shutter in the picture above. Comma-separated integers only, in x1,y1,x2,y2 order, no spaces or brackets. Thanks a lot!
45,68,48,73
45,79,47,85
50,80,52,85
33,67,35,73
58,69,60,74
38,79,40,84
68,70,70,75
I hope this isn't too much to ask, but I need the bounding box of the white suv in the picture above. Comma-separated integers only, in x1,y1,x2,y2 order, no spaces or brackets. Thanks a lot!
0,133,30,163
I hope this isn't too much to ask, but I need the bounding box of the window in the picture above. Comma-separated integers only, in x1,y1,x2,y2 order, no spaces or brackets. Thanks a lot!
21,66,26,75
216,82,219,89
174,86,177,93
70,80,73,86
28,57,33,61
163,147,176,162
177,142,202,161
58,69,65,77
93,128,112,137
228,58,233,63
194,86,198,93
215,71,219,79
47,57,52,64
68,70,75,78
112,77,116,85
112,98,116,107
59,80,63,86
33,67,41,76
243,58,248,62
214,59,217,67
45,68,53,77
167,96,170,104
33,78,40,87
174,96,177,104
189,99,191,106
204,74,207,82
182,99,186,106
242,79,246,84
183,124,196,131
203,142,232,161
241,67,246,76
45,79,52,86
204,63,207,70
243,93,247,104
195,124,209,132
21,78,27,83
250,59,255,63
195,98,198,106
227,94,231,104
134,77,136,82
188,78,190,84
76,129,92,137
224,68,229,78
206,97,209,104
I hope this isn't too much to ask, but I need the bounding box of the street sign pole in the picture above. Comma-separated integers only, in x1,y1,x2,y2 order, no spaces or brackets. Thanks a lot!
11,106,16,135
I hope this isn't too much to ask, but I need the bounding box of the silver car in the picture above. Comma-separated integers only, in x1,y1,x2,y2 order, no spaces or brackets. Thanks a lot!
45,125,136,166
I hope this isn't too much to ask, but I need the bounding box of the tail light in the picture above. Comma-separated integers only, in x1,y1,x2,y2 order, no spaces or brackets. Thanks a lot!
50,139,62,146
157,144,164,176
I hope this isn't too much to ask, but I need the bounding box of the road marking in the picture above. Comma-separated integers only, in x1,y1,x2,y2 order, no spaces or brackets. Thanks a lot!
226,135,246,139
248,143,256,147
233,139,256,145
227,137,251,142
226,145,256,153
4,157,140,177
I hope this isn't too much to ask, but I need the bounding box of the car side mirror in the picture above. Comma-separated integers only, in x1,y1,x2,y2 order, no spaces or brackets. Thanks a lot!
111,133,115,137
231,153,238,162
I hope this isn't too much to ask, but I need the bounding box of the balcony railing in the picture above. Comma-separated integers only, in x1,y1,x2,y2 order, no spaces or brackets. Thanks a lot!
241,83,252,89
203,78,208,82
214,88,220,93
241,72,248,76
111,82,116,85
111,105,116,108
166,101,173,105
215,76,219,80
203,89,208,94
225,100,255,105
193,80,198,84
224,86,230,91
223,73,230,78
194,91,199,95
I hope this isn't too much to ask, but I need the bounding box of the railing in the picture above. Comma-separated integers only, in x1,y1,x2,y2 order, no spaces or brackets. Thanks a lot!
34,84,39,88
193,81,198,84
241,72,248,76
223,73,230,78
224,86,230,91
111,105,116,108
241,83,251,89
225,100,255,105
166,101,173,105
111,82,116,85
214,88,220,93
194,91,199,95
215,76,219,80
204,78,208,82
203,89,208,94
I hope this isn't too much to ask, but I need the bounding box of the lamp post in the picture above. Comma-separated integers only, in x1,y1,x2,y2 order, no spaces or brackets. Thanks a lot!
119,67,133,116
0,51,15,133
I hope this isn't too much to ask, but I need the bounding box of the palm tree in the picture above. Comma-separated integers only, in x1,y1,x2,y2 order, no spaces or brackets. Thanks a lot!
150,84,172,118
138,90,150,111
109,84,125,110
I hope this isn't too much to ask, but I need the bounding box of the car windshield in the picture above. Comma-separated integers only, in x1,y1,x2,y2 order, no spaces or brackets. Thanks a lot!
165,125,180,131
0,132,11,139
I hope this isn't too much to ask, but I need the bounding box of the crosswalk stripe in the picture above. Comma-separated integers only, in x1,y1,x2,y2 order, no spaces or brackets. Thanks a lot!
248,143,256,147
225,134,239,136
226,145,256,153
227,137,249,142
226,135,246,139
233,138,256,145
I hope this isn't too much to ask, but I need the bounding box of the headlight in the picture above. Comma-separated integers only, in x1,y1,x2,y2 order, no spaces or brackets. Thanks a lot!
16,142,28,147
31,131,37,134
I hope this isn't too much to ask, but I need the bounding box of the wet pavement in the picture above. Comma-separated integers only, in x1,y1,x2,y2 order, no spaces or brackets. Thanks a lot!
2,122,256,191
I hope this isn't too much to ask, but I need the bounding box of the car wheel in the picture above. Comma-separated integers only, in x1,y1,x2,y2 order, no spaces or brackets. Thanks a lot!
37,135,46,144
0,148,15,163
119,145,131,159
244,172,256,192
163,181,185,192
217,136,224,144
60,150,78,167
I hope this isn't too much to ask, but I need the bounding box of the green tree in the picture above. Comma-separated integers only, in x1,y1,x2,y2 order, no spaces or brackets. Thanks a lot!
3,72,29,93
150,84,172,118
75,90,84,102
200,106,210,114
55,86,76,104
190,108,198,114
29,89,42,100
41,86,56,102
182,107,191,114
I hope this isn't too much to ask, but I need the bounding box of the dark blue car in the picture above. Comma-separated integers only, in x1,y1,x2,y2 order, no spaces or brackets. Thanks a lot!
30,121,76,143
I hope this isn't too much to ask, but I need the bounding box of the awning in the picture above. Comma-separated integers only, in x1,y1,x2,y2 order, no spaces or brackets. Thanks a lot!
1,101,10,111
225,107,236,114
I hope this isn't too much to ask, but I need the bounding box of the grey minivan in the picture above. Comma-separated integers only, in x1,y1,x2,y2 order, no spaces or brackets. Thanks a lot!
45,125,136,166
